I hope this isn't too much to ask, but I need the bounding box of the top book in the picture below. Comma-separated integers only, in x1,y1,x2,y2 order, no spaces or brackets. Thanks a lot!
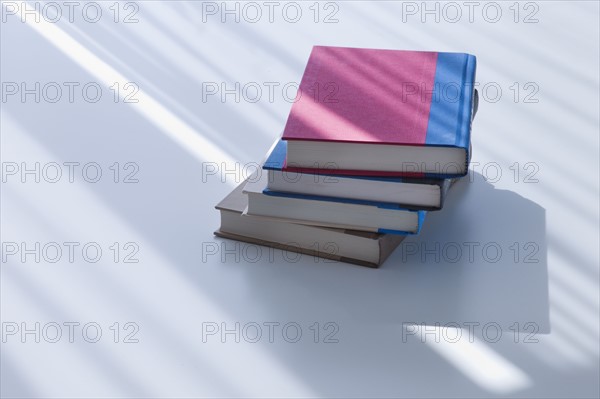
282,46,477,178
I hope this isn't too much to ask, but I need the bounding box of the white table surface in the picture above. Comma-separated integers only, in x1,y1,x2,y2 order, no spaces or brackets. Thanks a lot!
1,1,599,398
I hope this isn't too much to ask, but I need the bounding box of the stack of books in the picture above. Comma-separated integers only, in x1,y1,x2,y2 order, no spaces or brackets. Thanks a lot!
215,46,478,268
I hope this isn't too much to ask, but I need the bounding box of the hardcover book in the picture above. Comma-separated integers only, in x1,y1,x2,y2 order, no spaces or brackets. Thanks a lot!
215,181,406,268
243,171,426,235
282,46,477,178
263,140,453,210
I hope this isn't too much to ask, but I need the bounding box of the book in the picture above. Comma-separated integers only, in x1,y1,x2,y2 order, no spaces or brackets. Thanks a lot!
243,171,426,235
263,140,453,210
215,181,406,268
282,46,477,178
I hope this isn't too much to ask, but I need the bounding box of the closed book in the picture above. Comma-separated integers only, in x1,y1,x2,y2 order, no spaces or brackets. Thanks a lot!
215,181,406,268
264,140,453,210
243,171,426,235
282,46,477,178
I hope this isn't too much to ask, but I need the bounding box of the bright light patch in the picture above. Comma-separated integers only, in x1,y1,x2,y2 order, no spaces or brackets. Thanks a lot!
413,324,532,394
16,1,237,175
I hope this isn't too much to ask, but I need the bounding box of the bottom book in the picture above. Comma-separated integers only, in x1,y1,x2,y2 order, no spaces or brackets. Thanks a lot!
215,181,406,268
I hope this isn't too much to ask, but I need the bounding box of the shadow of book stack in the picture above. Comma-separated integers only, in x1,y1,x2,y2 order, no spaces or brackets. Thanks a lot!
215,46,478,268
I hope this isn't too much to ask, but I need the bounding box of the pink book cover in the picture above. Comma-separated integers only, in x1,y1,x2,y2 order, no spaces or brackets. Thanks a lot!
281,46,439,145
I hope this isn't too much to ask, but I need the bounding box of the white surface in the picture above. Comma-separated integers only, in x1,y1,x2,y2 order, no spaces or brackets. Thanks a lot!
1,1,599,398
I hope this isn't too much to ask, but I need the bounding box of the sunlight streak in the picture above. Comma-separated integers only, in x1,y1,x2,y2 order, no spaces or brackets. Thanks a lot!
411,324,532,394
18,1,237,175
